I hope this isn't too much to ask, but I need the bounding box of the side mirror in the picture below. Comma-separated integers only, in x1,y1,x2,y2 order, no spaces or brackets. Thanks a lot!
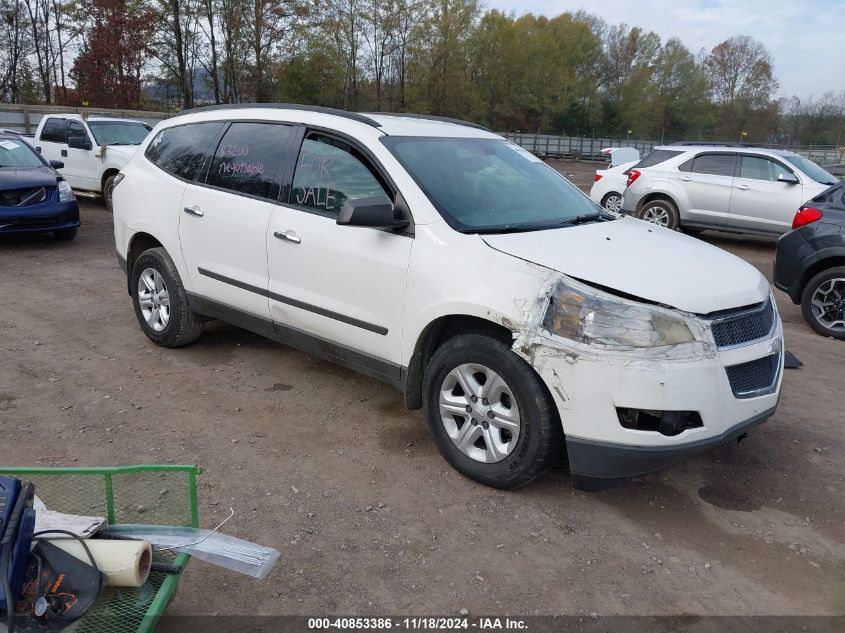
337,196,409,229
777,172,799,185
49,159,64,169
67,135,92,151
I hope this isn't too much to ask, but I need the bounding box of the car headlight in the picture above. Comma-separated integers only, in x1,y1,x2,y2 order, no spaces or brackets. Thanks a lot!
57,179,75,202
542,277,695,348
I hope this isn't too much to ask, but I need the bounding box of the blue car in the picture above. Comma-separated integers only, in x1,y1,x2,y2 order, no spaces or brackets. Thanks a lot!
0,132,80,240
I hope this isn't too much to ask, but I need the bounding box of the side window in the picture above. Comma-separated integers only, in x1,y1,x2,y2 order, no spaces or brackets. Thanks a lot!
740,156,779,181
67,121,88,145
145,122,225,181
290,135,388,217
40,118,67,143
206,122,294,199
691,154,736,177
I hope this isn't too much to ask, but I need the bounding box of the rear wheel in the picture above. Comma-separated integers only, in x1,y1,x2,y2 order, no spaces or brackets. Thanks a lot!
601,192,623,214
130,247,203,347
423,332,563,489
637,198,679,230
800,266,845,339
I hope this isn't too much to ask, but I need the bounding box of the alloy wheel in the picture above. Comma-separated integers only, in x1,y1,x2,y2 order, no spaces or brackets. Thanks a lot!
137,267,171,332
604,193,623,214
438,363,521,463
641,204,671,227
810,277,845,333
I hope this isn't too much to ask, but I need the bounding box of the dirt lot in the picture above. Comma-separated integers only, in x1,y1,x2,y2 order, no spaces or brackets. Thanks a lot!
1,162,843,619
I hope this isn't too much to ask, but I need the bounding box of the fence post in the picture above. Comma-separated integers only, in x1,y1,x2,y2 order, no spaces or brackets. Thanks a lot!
22,106,31,134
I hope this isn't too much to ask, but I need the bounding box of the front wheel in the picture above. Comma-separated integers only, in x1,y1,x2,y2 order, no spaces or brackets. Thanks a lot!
103,175,116,212
422,332,563,489
800,266,845,340
130,247,203,347
637,198,679,230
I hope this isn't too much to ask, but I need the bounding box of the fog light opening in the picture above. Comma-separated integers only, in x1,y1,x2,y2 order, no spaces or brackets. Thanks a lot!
616,408,703,437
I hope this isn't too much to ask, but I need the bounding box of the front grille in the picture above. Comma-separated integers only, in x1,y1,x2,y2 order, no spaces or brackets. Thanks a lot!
710,298,775,348
725,353,780,398
0,186,49,207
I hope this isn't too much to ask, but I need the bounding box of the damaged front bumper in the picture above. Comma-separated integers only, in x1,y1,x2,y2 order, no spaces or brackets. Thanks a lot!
513,274,784,490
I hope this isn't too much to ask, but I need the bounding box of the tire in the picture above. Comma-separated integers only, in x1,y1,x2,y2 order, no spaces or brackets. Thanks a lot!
601,192,623,214
130,247,203,347
103,174,116,212
800,266,845,340
637,198,680,230
422,332,563,489
53,228,77,240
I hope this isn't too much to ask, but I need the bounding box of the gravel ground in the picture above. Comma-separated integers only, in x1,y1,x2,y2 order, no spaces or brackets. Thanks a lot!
1,164,842,620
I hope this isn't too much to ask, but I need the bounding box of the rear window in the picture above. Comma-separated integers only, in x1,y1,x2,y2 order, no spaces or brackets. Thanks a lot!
145,122,225,181
205,122,295,199
39,118,67,143
632,149,682,170
680,153,737,177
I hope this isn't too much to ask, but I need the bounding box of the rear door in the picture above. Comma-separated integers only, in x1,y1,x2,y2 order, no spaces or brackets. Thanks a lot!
179,121,297,321
672,152,737,228
35,117,67,165
266,130,412,380
63,120,100,190
727,154,805,234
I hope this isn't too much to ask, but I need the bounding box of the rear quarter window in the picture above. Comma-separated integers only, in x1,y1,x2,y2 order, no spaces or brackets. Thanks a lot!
145,122,225,181
632,149,683,170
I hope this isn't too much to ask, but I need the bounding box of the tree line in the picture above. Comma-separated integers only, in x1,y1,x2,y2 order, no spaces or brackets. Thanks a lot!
2,0,844,146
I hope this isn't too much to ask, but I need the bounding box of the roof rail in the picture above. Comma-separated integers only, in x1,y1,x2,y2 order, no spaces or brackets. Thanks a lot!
176,103,383,128
366,112,491,132
668,141,742,147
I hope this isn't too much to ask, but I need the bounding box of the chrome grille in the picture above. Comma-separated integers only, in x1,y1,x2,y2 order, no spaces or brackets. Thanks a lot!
0,186,48,207
725,353,780,398
710,298,775,348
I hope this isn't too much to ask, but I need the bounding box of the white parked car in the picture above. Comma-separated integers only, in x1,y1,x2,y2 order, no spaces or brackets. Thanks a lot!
34,114,152,210
590,160,637,213
113,105,783,491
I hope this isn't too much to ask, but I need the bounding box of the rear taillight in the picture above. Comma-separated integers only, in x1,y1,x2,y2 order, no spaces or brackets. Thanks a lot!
792,207,823,230
626,169,641,188
594,173,603,182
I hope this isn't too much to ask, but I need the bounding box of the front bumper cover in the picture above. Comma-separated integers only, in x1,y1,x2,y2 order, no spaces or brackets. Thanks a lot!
566,405,776,491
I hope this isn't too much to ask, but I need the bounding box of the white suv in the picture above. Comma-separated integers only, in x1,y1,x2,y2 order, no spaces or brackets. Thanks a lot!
113,105,784,490
621,144,837,235
34,114,152,210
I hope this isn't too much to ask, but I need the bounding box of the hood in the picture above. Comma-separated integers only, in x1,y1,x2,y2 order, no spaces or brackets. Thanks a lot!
101,145,138,161
482,217,770,314
0,165,59,190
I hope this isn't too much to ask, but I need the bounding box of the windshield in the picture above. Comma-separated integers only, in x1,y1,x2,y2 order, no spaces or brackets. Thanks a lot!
88,121,151,146
784,154,839,185
382,137,603,232
0,138,44,169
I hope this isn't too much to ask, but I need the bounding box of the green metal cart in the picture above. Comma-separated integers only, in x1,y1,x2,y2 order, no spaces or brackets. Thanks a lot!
0,465,202,633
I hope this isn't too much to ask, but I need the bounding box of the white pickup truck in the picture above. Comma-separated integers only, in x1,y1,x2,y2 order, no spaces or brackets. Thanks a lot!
33,114,152,210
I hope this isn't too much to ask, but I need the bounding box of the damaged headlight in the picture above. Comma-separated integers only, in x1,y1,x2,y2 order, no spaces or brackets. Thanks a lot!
57,179,75,202
542,278,695,348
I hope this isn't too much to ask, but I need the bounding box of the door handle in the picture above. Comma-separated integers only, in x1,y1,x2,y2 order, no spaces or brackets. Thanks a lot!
736,184,750,190
183,206,204,217
274,230,301,244
60,149,67,157
679,175,692,181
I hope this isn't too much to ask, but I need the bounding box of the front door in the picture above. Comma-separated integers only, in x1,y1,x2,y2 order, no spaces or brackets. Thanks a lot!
727,155,806,235
179,121,297,320
62,120,100,191
267,132,412,381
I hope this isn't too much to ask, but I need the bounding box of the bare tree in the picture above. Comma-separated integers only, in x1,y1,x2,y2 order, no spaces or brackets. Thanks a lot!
703,35,778,108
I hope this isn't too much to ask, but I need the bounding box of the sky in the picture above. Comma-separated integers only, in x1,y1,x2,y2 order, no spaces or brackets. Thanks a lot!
485,0,845,100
